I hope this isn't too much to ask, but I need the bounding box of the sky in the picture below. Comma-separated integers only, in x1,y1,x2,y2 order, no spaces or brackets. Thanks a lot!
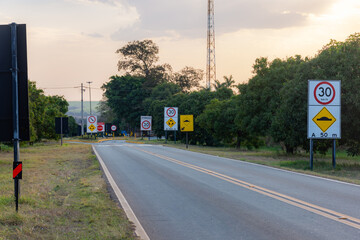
0,0,359,101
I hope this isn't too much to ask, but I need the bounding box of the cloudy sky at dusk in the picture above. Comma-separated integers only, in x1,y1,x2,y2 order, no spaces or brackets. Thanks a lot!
0,0,359,101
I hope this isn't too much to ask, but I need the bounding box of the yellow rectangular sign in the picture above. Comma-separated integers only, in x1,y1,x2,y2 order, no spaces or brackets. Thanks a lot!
180,115,194,132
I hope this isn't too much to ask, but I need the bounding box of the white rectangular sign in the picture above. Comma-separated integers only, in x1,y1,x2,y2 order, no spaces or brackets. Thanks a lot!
141,116,152,131
308,80,341,106
164,107,178,131
87,115,98,133
308,80,341,139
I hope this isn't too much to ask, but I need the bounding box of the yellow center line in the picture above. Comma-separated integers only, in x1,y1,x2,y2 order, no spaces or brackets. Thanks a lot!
133,146,360,230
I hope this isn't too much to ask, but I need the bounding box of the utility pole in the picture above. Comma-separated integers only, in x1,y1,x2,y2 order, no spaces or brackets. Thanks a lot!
207,0,216,90
87,81,92,115
81,83,85,136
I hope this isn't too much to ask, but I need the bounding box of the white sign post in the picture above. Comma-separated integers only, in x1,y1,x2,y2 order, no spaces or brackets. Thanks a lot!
308,80,341,139
141,116,152,140
87,115,98,133
308,80,341,169
141,116,152,131
164,107,178,143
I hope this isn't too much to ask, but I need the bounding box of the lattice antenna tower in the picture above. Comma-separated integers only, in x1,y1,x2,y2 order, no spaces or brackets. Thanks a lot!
206,0,216,90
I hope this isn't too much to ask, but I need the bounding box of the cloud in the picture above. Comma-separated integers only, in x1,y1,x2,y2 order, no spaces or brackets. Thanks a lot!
82,32,104,38
111,0,337,41
69,0,120,6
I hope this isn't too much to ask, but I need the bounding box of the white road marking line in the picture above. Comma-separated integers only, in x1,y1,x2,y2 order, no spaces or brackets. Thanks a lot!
92,146,150,240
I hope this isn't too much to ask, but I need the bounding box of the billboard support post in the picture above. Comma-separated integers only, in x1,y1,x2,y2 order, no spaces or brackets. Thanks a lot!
11,23,20,212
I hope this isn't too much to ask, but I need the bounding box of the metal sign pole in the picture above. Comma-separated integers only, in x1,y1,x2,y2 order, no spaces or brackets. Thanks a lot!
165,131,167,144
174,131,176,144
310,139,314,170
332,139,336,169
186,132,188,149
60,117,63,146
11,23,20,212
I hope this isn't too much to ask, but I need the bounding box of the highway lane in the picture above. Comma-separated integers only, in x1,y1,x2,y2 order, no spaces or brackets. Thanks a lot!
94,141,360,240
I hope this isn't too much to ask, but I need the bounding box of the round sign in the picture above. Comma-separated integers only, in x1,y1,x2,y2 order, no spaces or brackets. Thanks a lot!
314,82,336,105
166,107,176,118
111,125,117,131
97,125,103,131
88,116,96,123
142,120,151,130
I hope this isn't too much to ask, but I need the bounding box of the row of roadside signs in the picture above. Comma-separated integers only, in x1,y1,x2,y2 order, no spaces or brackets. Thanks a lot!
87,116,117,133
140,107,194,132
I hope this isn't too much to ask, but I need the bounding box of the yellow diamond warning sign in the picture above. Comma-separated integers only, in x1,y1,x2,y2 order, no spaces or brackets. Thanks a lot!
88,124,96,132
166,118,176,128
312,107,336,132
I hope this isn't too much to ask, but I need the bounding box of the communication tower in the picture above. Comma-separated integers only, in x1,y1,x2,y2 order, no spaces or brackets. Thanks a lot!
206,0,216,89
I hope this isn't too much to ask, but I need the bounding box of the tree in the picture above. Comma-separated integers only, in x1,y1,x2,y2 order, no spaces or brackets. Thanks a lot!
197,98,240,146
116,40,172,88
96,97,116,123
309,33,360,155
239,56,304,140
102,75,147,130
173,66,204,93
212,79,225,90
223,75,235,88
28,81,69,141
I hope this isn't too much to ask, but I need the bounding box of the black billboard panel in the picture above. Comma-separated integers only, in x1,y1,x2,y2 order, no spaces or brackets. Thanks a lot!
55,117,69,134
105,123,112,133
0,24,29,141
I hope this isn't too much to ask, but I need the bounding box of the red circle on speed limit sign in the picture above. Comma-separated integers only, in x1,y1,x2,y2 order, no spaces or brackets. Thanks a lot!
314,82,336,105
88,116,96,123
166,107,176,117
142,120,151,130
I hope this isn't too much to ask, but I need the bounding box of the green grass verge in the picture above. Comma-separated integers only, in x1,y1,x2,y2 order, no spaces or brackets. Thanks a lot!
0,143,137,240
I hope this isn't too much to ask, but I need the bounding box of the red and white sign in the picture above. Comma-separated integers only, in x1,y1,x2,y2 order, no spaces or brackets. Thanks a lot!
87,115,98,133
111,125,117,131
97,122,105,132
88,116,96,123
141,116,152,131
308,80,341,139
308,80,340,106
314,82,336,105
165,107,177,118
164,107,178,131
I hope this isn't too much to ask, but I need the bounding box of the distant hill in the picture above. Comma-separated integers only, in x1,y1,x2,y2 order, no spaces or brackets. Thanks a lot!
67,101,100,122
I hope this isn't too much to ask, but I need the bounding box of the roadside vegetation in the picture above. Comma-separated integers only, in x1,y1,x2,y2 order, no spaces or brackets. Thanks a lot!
0,143,136,240
99,33,360,158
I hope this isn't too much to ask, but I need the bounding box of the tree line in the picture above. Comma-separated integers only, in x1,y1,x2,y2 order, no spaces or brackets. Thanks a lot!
28,81,78,142
100,33,360,155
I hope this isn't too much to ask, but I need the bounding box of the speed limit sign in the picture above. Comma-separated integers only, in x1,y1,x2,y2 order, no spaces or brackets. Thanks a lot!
309,80,340,106
308,80,341,139
141,116,152,131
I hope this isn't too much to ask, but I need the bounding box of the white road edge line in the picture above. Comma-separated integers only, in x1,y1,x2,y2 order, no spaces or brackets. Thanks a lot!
92,145,150,240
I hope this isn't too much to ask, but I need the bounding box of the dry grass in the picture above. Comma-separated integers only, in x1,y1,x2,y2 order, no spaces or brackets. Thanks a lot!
0,143,137,240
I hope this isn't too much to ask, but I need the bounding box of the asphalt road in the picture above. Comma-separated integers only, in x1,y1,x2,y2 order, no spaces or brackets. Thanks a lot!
94,141,360,240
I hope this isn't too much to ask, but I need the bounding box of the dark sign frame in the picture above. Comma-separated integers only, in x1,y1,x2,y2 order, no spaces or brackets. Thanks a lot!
0,24,29,141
